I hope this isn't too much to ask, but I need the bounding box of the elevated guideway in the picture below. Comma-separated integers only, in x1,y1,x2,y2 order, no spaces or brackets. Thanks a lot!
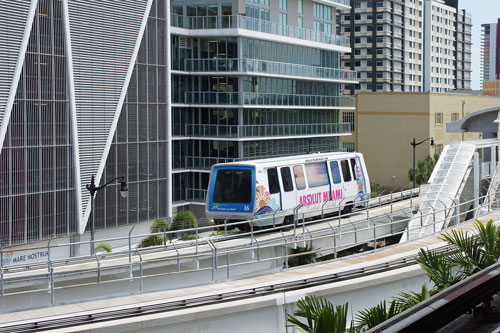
2,210,499,333
0,191,418,313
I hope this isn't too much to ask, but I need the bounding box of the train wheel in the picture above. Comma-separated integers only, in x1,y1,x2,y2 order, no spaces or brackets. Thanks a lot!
342,203,353,216
283,215,294,231
283,215,294,225
242,223,252,233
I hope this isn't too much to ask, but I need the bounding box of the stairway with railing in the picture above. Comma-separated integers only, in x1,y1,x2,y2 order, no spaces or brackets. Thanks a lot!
484,161,500,213
402,142,476,242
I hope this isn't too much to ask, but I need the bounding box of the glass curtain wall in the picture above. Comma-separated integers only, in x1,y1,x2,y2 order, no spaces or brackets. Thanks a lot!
0,0,76,245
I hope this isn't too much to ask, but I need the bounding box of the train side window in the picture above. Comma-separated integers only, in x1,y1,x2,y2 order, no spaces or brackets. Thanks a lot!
350,158,357,180
267,168,280,194
330,161,342,184
305,162,330,188
341,160,352,182
293,165,306,190
280,167,294,192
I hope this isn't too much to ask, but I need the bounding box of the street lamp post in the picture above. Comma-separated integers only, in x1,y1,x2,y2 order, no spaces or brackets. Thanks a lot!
86,175,128,255
410,137,435,189
461,100,466,141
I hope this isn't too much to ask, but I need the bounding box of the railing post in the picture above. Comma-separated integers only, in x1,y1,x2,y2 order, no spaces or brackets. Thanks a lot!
47,239,51,264
50,265,54,305
224,218,228,237
173,243,180,273
128,225,135,264
226,251,230,279
95,254,101,283
454,198,460,225
431,204,436,233
410,188,413,207
208,240,216,283
281,231,288,269
371,219,376,252
137,250,143,292
253,235,260,261
333,228,337,259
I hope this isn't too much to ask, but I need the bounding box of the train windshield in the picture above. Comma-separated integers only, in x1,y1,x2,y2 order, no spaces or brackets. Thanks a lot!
213,169,252,203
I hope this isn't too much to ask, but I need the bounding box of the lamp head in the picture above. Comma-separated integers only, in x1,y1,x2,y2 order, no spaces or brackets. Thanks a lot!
120,177,128,198
430,138,435,147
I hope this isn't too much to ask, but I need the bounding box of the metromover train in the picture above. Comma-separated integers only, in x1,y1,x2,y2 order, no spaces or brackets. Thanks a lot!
206,152,371,228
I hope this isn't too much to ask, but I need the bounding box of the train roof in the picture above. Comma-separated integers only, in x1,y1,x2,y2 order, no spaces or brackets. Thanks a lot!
214,151,361,168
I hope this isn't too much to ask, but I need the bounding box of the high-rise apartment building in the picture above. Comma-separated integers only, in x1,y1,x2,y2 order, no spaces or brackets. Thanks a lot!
481,19,500,88
339,0,471,94
0,0,355,246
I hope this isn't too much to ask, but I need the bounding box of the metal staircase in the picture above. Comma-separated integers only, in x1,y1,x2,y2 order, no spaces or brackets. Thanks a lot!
401,142,476,242
481,162,500,214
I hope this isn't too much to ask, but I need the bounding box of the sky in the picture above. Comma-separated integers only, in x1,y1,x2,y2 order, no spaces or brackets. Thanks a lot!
459,0,500,90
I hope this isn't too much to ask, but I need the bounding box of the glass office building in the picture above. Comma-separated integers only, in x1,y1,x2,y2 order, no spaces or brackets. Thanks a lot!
0,0,355,246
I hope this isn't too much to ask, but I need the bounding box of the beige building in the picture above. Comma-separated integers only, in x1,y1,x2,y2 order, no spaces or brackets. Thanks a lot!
347,92,500,188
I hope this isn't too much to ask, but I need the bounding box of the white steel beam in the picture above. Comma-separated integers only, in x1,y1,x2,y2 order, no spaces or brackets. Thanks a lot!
0,0,38,154
75,0,153,233
62,0,83,234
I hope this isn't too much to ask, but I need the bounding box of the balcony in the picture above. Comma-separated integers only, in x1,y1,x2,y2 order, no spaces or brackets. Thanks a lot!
173,156,238,171
183,58,358,83
181,92,355,109
312,0,351,9
171,14,350,48
174,123,352,139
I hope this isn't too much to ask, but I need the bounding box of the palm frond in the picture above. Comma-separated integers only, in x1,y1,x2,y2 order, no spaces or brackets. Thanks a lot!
287,295,350,333
393,284,432,311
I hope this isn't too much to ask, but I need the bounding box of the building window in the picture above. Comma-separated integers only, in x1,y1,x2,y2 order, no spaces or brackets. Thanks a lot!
343,142,355,152
313,3,332,34
435,112,442,124
451,113,459,122
435,143,443,155
343,112,355,131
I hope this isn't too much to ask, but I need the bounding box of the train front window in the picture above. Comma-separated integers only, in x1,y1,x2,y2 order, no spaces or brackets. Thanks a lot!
213,169,252,203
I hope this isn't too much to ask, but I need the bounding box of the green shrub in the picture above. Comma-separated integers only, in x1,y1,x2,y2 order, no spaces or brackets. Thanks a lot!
180,234,197,241
94,243,112,253
150,219,167,234
211,228,240,236
137,235,164,248
288,244,317,267
171,210,197,234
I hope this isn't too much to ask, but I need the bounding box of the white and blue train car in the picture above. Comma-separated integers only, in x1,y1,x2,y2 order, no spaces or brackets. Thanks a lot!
205,152,371,227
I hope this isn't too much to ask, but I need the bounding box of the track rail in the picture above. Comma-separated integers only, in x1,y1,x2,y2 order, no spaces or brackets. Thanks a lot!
0,245,453,332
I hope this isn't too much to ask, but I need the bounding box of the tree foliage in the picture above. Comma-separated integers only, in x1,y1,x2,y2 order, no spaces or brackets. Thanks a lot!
355,300,403,330
94,243,112,253
287,296,352,333
408,154,439,185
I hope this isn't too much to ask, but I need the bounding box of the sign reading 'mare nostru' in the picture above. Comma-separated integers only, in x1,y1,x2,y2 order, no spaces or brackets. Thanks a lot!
2,249,49,266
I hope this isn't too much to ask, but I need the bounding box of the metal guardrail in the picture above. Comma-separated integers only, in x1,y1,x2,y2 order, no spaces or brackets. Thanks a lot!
2,188,499,309
183,58,358,82
175,122,352,138
1,255,426,332
171,14,350,48
181,91,355,108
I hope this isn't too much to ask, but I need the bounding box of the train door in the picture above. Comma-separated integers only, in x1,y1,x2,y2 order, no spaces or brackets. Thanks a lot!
329,160,343,201
340,159,357,200
266,168,282,211
279,166,296,210
350,157,367,199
